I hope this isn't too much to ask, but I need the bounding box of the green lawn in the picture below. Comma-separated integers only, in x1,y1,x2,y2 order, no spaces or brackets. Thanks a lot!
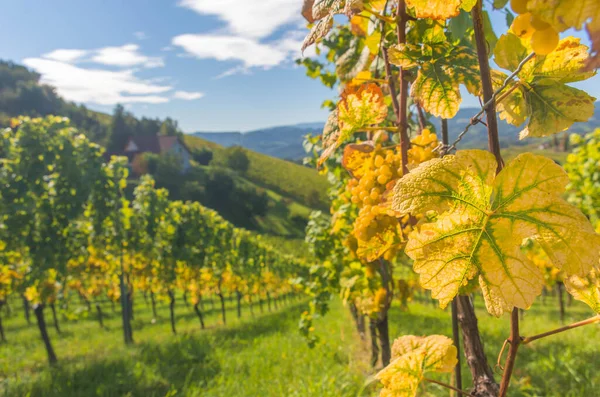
2,292,598,397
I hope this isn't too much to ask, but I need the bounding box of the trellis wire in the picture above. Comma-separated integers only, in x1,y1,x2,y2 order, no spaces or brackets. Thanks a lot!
436,52,535,155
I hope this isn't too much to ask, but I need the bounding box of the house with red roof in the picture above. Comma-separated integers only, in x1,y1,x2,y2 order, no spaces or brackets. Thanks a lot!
122,134,192,173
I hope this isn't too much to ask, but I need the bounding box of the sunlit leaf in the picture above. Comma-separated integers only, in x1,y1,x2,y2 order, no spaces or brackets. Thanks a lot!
342,142,375,179
565,269,600,314
338,83,387,136
391,150,600,316
494,34,597,138
376,335,457,397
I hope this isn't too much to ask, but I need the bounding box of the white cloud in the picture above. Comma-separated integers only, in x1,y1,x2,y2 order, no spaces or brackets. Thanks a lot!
173,90,205,100
23,58,172,105
134,31,148,40
91,44,164,68
172,34,293,68
178,0,302,39
43,49,89,63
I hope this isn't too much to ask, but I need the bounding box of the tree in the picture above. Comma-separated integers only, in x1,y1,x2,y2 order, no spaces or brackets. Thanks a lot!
107,104,131,153
159,117,180,136
225,146,250,174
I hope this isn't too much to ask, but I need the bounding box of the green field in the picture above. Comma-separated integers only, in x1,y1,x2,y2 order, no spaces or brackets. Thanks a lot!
183,135,329,209
2,292,599,397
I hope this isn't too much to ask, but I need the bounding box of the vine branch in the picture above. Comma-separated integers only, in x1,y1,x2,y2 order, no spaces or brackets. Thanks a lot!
521,315,600,345
423,377,472,396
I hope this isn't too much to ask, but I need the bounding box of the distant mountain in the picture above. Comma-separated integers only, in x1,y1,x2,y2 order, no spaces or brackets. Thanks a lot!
193,124,324,160
193,103,600,160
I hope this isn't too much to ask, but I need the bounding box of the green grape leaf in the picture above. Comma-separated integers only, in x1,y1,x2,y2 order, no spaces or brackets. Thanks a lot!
391,150,600,316
494,33,530,71
565,269,600,314
520,79,596,139
376,335,457,397
492,71,528,126
408,45,479,119
388,44,422,69
493,0,509,8
494,34,596,138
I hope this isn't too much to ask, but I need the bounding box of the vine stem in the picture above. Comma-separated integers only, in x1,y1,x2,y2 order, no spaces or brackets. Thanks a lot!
472,1,508,395
498,308,519,396
472,0,503,171
396,0,410,175
521,315,600,345
451,298,463,392
423,377,472,396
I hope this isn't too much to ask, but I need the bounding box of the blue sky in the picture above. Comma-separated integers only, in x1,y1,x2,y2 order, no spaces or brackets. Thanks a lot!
1,1,598,132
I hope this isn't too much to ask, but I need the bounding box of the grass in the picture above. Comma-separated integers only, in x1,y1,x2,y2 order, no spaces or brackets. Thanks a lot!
2,291,598,397
0,296,366,397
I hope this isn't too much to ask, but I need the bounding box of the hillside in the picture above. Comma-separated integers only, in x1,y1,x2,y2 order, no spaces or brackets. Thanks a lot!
0,59,329,243
194,104,600,161
184,135,329,208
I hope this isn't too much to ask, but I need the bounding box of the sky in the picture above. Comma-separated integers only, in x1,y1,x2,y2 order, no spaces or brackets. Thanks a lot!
1,1,598,133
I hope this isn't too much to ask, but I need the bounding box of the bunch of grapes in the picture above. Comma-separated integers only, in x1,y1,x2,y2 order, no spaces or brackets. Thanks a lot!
348,144,403,211
510,0,559,55
408,128,439,165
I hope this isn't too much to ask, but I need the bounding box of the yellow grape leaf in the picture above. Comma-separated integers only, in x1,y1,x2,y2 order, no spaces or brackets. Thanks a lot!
350,14,369,36
494,34,596,138
405,0,473,20
376,335,457,397
520,79,596,139
342,142,374,179
391,150,600,316
494,33,530,71
493,72,528,126
365,31,382,55
410,46,479,119
388,44,421,69
565,269,600,314
302,14,334,53
528,0,599,33
411,63,460,119
338,83,387,136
